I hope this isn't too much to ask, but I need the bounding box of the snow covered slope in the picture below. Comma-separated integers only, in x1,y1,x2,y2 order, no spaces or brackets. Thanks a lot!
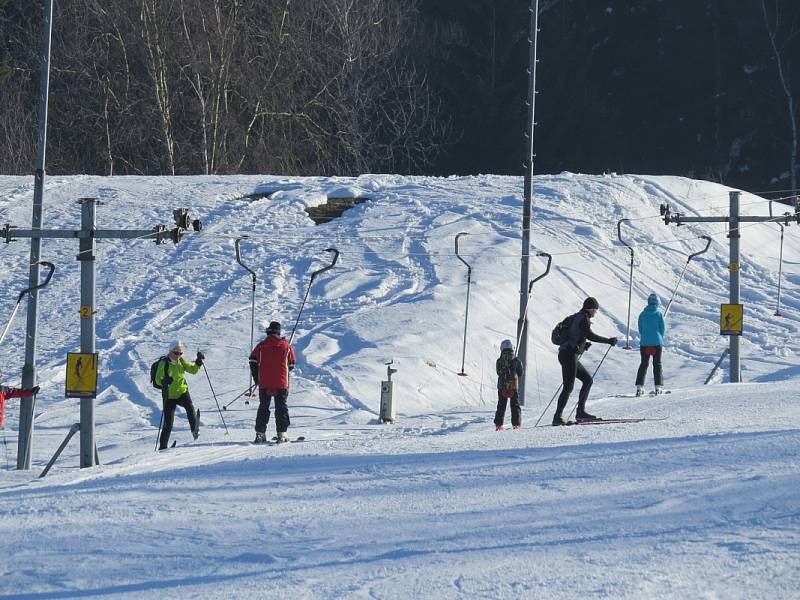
0,173,798,598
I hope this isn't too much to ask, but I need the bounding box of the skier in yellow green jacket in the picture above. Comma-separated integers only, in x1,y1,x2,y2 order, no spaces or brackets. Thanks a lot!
154,339,202,449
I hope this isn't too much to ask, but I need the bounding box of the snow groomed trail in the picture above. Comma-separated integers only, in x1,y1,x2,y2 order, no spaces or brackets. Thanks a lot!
0,173,799,598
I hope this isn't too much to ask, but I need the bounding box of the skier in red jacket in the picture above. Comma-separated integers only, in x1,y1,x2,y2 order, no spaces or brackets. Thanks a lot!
249,321,296,444
0,373,38,429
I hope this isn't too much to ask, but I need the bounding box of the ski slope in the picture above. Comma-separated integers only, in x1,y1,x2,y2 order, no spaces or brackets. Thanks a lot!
0,173,798,599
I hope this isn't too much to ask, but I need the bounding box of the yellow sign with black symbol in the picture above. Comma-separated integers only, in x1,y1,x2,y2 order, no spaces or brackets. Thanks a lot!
729,262,740,273
65,352,99,398
720,304,743,336
79,305,93,319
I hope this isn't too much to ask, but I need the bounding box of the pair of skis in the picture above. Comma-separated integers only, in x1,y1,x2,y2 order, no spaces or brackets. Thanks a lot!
536,415,668,428
558,416,667,426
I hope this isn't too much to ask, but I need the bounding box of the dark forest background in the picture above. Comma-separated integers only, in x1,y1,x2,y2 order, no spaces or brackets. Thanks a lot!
1,0,798,192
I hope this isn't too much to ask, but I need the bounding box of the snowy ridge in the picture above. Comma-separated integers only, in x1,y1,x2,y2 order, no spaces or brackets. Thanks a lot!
0,173,798,598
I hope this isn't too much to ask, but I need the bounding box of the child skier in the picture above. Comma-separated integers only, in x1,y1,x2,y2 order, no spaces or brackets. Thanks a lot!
636,293,666,395
494,339,523,431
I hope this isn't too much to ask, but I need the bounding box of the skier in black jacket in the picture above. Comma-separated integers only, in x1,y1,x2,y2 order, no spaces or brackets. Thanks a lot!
552,297,618,425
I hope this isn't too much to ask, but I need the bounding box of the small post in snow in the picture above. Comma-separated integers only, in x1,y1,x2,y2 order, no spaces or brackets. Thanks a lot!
379,360,398,423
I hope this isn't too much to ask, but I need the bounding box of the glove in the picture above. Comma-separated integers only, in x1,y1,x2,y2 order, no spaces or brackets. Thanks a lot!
31,386,40,395
584,342,592,351
608,337,618,346
288,364,295,372
196,351,205,361
195,351,204,366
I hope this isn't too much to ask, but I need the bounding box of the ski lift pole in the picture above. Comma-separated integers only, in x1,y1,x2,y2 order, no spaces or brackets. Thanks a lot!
288,248,340,344
664,235,711,317
235,238,257,402
769,202,786,317
514,252,552,355
617,219,634,349
775,223,785,316
0,261,55,347
455,233,472,376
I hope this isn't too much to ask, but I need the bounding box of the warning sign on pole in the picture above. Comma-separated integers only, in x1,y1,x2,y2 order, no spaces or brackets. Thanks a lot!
65,352,98,398
720,304,743,336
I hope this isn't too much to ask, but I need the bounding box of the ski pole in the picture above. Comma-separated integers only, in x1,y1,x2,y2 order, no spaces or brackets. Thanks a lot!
533,382,563,427
567,345,613,421
664,236,711,317
155,411,163,451
534,343,585,427
617,220,634,350
235,237,258,403
0,261,55,347
202,362,229,435
223,385,253,410
455,233,472,376
288,248,340,344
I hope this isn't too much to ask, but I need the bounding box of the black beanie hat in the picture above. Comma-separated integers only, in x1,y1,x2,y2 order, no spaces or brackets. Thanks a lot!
266,321,281,334
583,297,599,310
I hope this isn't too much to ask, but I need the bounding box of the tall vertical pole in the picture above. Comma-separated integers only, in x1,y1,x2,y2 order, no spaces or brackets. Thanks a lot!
18,0,55,470
455,233,472,377
517,0,539,407
729,191,741,383
774,223,784,317
79,199,97,467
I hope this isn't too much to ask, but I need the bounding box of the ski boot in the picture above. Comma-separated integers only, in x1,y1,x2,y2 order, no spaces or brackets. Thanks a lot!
512,425,521,430
635,386,645,397
654,386,664,395
552,415,571,426
275,431,289,444
253,432,267,444
575,411,598,421
495,424,504,431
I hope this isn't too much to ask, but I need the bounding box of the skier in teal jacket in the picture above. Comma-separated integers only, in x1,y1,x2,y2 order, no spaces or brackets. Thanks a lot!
636,293,666,395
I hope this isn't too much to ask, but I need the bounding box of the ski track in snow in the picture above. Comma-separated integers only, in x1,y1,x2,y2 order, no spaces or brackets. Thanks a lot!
1,173,799,598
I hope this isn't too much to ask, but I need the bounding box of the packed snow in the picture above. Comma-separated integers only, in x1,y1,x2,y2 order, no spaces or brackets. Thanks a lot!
0,173,798,599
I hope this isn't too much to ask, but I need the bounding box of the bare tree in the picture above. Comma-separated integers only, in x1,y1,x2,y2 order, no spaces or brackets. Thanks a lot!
761,0,798,192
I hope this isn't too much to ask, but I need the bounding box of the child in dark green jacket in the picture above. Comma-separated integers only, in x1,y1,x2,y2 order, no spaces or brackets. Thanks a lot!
494,339,523,430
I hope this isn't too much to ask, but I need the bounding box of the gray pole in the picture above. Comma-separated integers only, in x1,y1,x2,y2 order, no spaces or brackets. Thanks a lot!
79,199,97,467
729,191,741,383
18,0,55,470
517,0,539,407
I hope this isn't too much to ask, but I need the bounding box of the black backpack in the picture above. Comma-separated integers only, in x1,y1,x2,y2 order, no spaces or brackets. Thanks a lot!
149,356,169,390
551,314,576,345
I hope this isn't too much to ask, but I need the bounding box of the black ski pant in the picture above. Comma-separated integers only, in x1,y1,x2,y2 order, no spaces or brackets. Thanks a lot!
554,348,592,419
255,388,290,434
635,346,663,387
159,392,197,450
494,391,521,427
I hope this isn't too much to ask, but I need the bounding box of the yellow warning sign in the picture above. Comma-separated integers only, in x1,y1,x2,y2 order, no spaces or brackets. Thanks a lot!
729,262,740,273
720,304,743,336
65,352,99,398
79,305,93,319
